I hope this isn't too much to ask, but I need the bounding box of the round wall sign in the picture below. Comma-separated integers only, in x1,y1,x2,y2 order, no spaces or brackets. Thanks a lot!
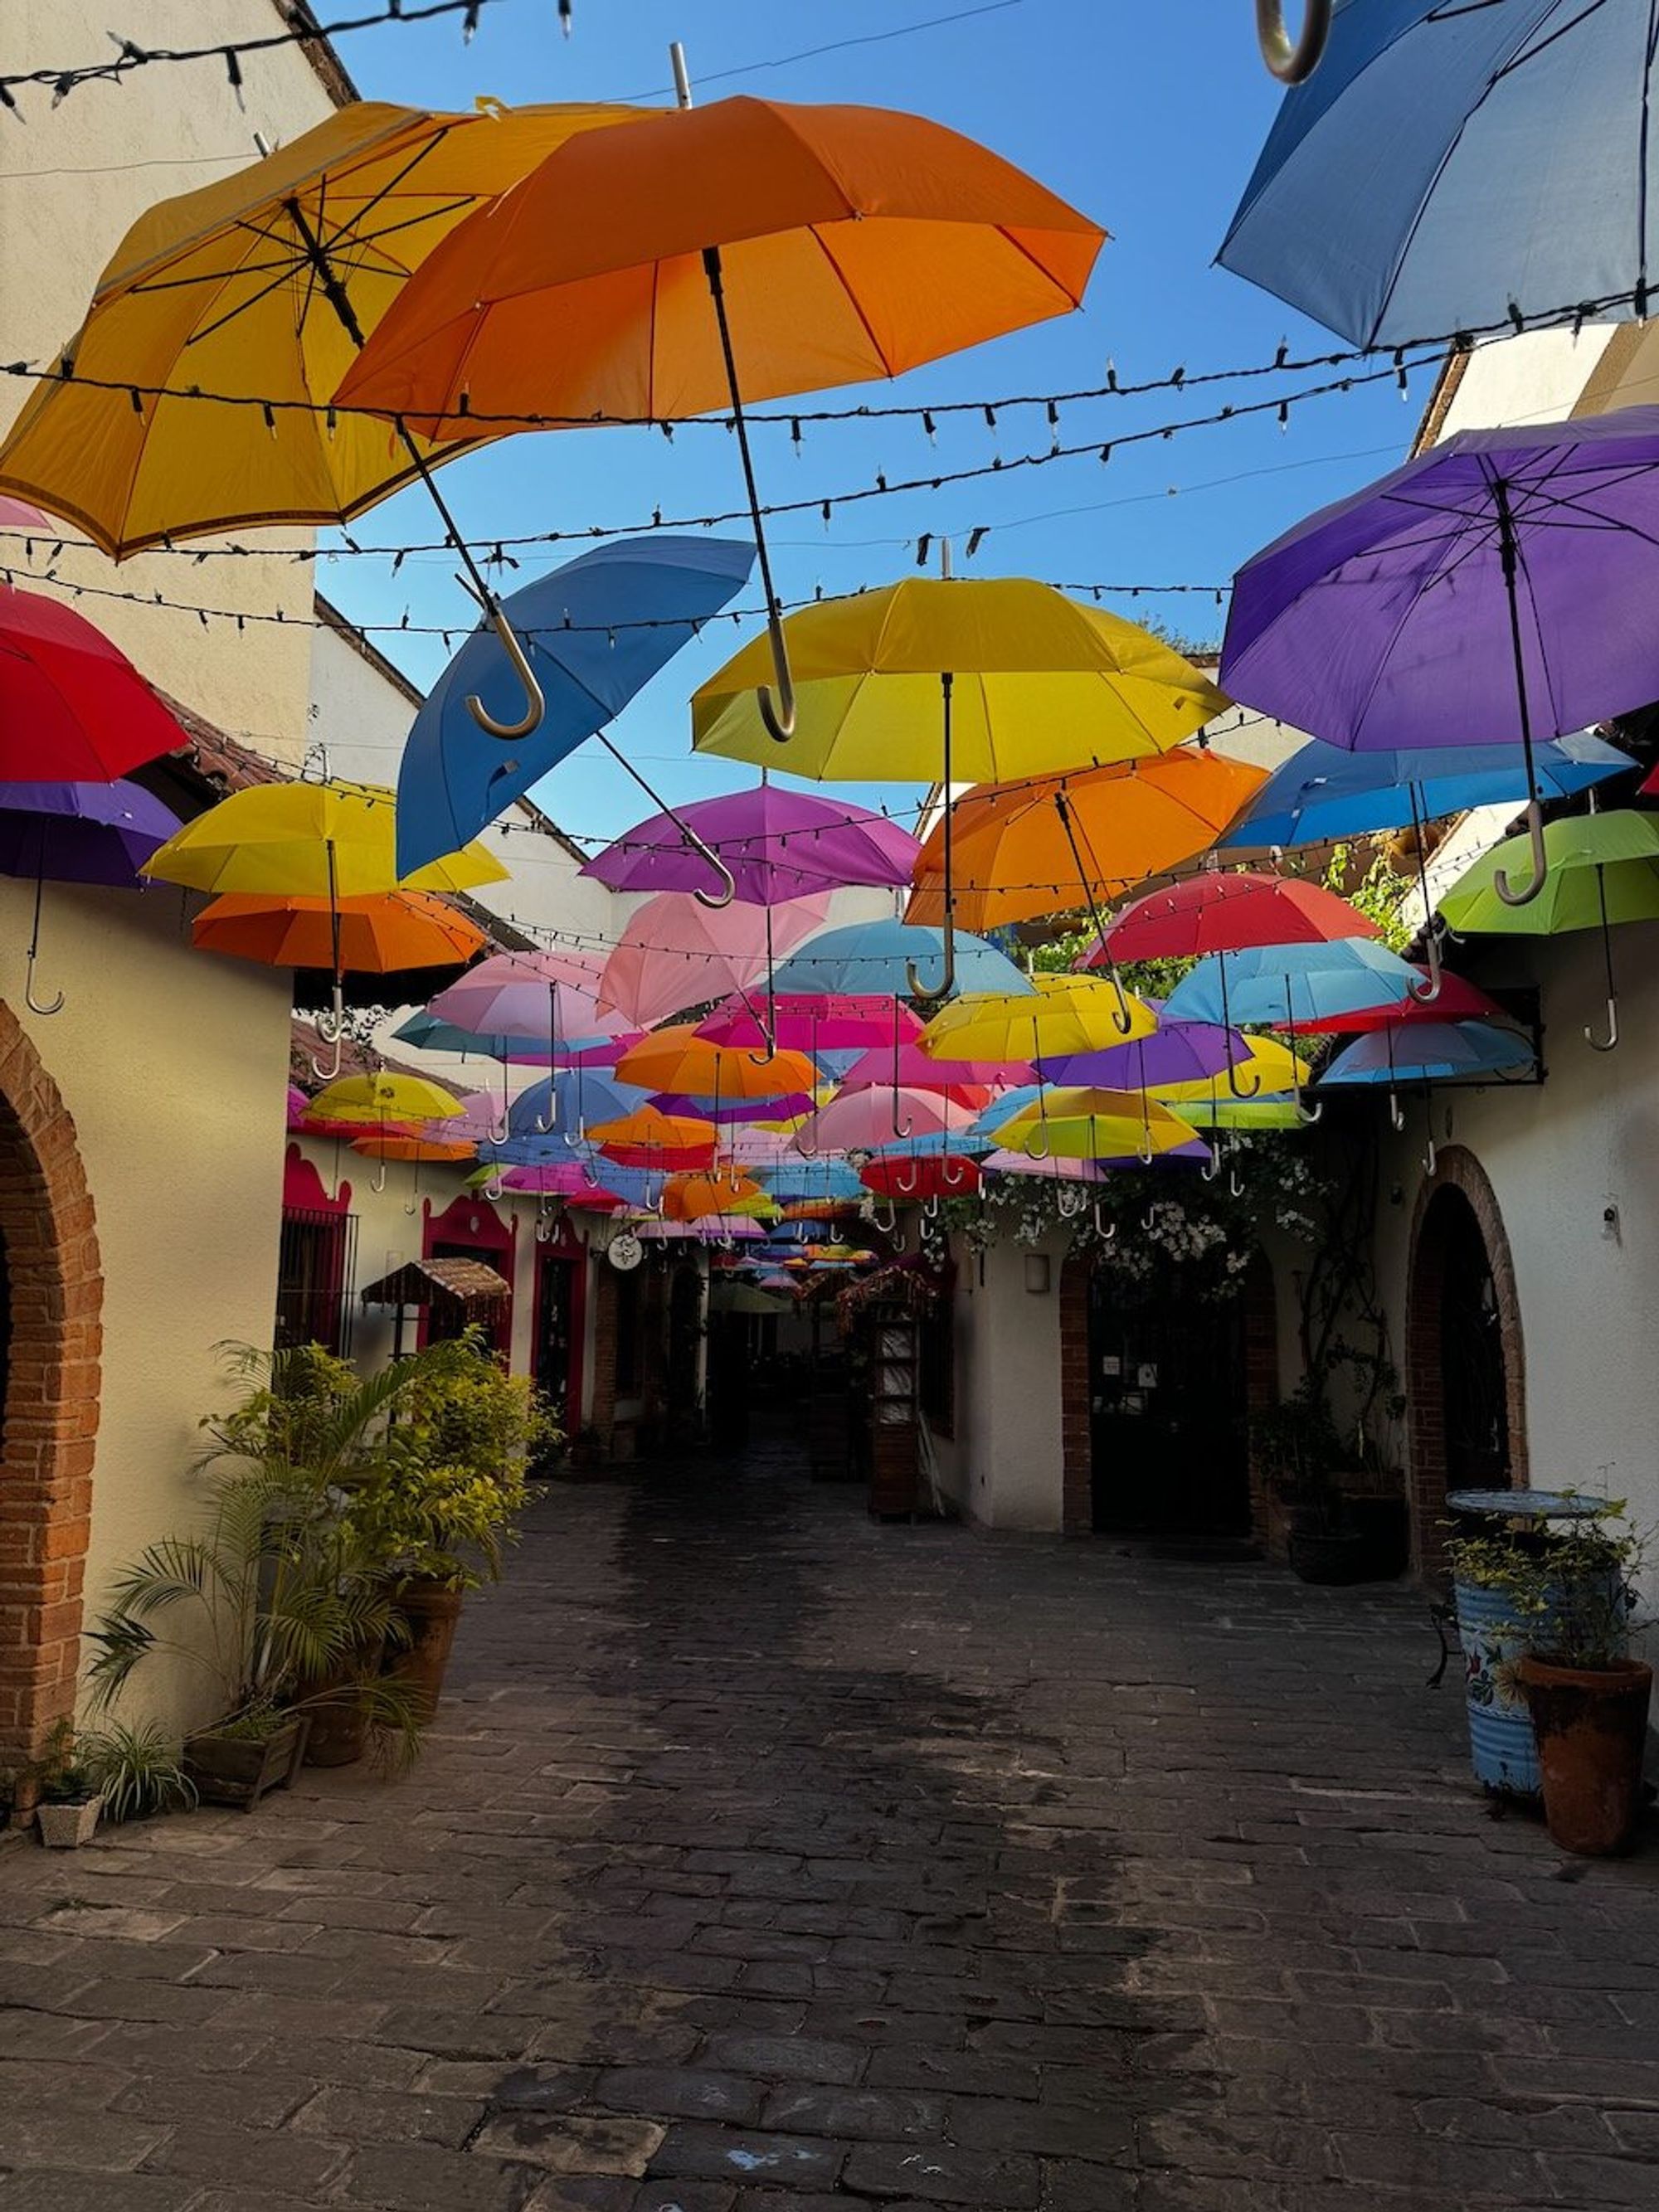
607,1231,644,1272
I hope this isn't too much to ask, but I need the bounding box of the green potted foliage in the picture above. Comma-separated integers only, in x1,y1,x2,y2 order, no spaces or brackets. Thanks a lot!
28,1719,105,1849
85,1343,445,1799
1252,1379,1370,1584
354,1330,551,1721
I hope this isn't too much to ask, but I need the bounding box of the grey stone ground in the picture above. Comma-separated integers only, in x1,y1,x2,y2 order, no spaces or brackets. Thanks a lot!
4,1437,1659,2211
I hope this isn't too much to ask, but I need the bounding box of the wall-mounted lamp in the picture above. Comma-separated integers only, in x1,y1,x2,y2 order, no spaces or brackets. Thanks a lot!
1024,1252,1051,1296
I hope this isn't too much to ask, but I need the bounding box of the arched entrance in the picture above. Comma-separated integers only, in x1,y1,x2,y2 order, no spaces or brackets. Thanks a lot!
1406,1149,1525,1582
0,1007,103,1763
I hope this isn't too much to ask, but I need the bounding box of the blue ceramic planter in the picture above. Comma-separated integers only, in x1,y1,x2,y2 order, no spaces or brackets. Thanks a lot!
1455,1571,1623,1795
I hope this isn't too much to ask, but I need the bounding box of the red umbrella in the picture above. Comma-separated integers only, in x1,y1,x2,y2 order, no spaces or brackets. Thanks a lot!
1094,871,1379,965
859,1154,982,1202
1296,966,1508,1033
1,581,190,780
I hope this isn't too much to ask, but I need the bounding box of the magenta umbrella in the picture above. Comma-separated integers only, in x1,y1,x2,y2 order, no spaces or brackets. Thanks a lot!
698,992,922,1053
838,1038,1032,1100
597,892,833,1031
582,782,919,905
650,1090,818,1125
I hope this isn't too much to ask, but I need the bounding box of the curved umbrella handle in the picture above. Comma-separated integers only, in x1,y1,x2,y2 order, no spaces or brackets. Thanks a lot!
371,1156,388,1196
1200,1147,1221,1183
1256,0,1331,83
1494,800,1549,908
895,1160,921,1198
1389,1090,1406,1133
688,833,737,912
907,921,956,1008
466,603,547,741
1058,1182,1085,1218
1140,1204,1160,1234
867,1195,898,1236
1408,927,1444,1004
536,1202,557,1243
1297,1096,1323,1125
756,611,798,743
1586,997,1620,1053
310,995,347,1082
483,1169,505,1202
1423,1129,1438,1178
1227,1056,1262,1101
1092,1199,1116,1242
25,956,64,1019
1105,955,1136,1038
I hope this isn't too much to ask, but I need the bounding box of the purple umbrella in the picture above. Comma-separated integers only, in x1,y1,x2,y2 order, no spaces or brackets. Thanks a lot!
0,777,181,1014
1037,1006,1243,1090
649,1091,818,1126
582,783,919,906
1222,407,1659,908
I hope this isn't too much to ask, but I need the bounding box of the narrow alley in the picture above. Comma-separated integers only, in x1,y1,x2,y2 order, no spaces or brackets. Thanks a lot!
3,1446,1658,2211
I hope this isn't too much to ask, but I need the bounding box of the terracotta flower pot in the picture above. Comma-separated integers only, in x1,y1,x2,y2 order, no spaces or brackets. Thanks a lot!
301,1636,387,1768
1520,1655,1653,1857
386,1579,465,1723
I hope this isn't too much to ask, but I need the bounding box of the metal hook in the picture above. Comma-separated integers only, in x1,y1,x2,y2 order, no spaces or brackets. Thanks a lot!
483,1169,505,1202
1058,1181,1087,1218
1423,1129,1438,1178
371,1156,388,1195
867,1196,898,1235
895,1161,921,1198
1296,1096,1323,1125
465,597,547,741
1228,1162,1246,1201
1140,1204,1160,1234
1586,997,1620,1053
1389,1090,1406,1133
23,868,64,1016
1494,798,1549,909
922,1194,941,1221
1256,0,1331,82
1092,1198,1116,1242
906,924,956,1009
1200,1147,1221,1183
1408,926,1444,1004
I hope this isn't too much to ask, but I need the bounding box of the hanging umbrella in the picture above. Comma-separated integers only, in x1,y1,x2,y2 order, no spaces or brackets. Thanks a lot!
761,1160,868,1204
919,976,1156,1065
1101,872,1378,960
834,1038,1020,1111
651,1090,819,1127
310,1072,464,1125
769,918,1032,1004
860,1154,982,1203
285,1084,311,1130
396,537,757,887
661,1169,770,1223
1039,1011,1244,1091
0,100,645,556
144,780,507,1076
191,890,486,974
982,1149,1107,1183
991,1087,1202,1164
0,777,180,1014
1221,407,1659,911
698,992,923,1054
426,950,624,1089
1,583,192,781
1153,1034,1310,1102
794,1088,971,1156
906,749,1267,932
391,1009,636,1065
339,61,1105,751
598,891,833,1030
584,783,919,905
693,568,1228,1001
349,1131,475,1161
1218,0,1659,350
615,1028,817,1105
1317,1017,1538,1174
507,1069,649,1145
1438,809,1659,1053
1297,967,1510,1035
588,1105,718,1172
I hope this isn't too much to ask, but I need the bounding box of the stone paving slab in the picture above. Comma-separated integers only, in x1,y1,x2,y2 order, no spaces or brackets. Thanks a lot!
4,1437,1659,2209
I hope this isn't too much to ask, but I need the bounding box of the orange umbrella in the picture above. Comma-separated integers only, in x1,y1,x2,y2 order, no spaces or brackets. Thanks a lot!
661,1168,767,1223
906,749,1268,932
614,1026,817,1103
192,890,488,972
348,1133,476,1162
588,1105,718,1171
337,56,1105,741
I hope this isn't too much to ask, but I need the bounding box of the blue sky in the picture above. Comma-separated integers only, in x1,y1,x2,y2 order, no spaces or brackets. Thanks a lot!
316,0,1431,848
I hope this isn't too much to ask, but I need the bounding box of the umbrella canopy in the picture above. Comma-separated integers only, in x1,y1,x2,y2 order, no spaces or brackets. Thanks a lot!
309,1072,464,1125
506,1069,649,1142
991,1087,1201,1163
1221,408,1659,907
860,1154,982,1201
391,1010,635,1065
1164,940,1419,1028
1317,1022,1537,1088
615,1028,817,1104
907,749,1267,930
144,780,507,898
795,1088,971,1155
1218,733,1635,850
349,1132,476,1163
589,1105,718,1171
584,783,918,905
1174,1095,1307,1132
982,1149,1107,1183
396,537,757,878
597,891,832,1029
834,1038,1022,1107
1040,1014,1243,1091
1,584,191,781
0,777,180,883
1153,1034,1311,1101
1217,0,1659,350
761,1160,868,1203
0,99,643,555
769,919,1031,1002
427,950,615,1039
191,890,486,973
661,1169,769,1223
920,976,1156,1063
698,993,923,1053
1296,967,1509,1034
1438,811,1659,936
1101,872,1378,963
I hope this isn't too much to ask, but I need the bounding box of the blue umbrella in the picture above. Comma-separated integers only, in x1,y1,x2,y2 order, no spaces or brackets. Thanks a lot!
966,1083,1047,1140
1317,1019,1536,1089
0,776,181,1014
392,1010,625,1063
770,920,1033,1002
1218,733,1633,851
506,1070,649,1143
760,1161,866,1202
1218,0,1657,349
397,537,755,881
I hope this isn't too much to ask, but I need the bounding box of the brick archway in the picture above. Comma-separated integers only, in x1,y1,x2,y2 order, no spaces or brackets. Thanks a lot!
0,1007,102,1763
1405,1145,1525,1583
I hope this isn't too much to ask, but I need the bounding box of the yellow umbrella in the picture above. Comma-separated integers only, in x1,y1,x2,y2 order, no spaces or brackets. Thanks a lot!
920,975,1156,1063
991,1086,1201,1164
310,1073,465,1125
0,99,644,557
145,781,504,1077
692,568,1228,1002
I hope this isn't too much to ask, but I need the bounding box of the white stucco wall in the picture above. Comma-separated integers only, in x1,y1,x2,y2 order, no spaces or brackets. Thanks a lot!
0,1,341,752
927,1228,1069,1532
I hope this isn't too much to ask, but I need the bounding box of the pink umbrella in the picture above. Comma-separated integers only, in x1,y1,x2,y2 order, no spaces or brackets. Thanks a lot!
583,785,919,905
428,950,618,1042
698,992,922,1053
597,892,832,1031
795,1087,971,1155
981,1149,1107,1182
836,1038,1031,1108
285,1083,311,1130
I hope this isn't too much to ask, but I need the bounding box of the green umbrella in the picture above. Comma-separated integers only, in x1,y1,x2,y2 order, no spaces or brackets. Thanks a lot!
1439,810,1659,1054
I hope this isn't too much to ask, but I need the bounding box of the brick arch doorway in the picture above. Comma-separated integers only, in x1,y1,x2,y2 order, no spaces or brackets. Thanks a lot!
1406,1149,1526,1583
0,1007,103,1763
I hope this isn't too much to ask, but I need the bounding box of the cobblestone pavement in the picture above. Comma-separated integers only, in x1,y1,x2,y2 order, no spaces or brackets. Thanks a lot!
5,1440,1659,2211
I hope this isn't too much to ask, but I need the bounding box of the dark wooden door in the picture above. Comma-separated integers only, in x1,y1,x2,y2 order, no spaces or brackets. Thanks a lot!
1088,1267,1251,1540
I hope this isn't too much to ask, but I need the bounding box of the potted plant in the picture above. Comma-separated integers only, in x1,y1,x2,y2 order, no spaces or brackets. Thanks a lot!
354,1330,550,1721
1517,1523,1649,1856
29,1720,105,1849
1252,1381,1369,1582
84,1343,442,1796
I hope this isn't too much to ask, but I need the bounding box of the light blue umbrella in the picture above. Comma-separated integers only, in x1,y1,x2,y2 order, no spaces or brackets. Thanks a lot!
1317,1018,1537,1174
392,1010,629,1064
397,537,755,880
506,1069,649,1144
1218,0,1658,348
770,920,1032,1002
761,1160,866,1203
966,1083,1046,1140
1218,733,1632,851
